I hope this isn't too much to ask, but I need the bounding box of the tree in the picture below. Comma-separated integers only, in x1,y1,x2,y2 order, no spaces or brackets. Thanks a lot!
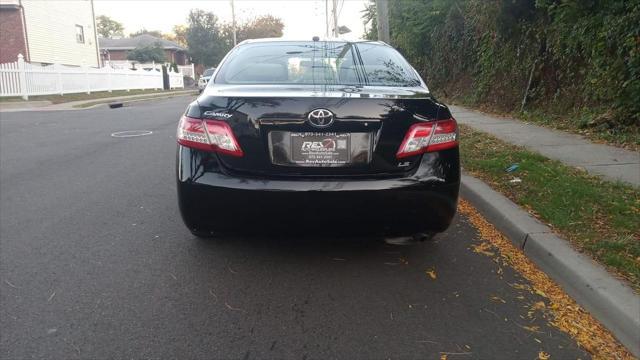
361,1,377,40
183,9,284,67
185,9,226,67
236,15,284,42
96,15,124,38
219,14,284,49
130,29,164,38
375,0,640,130
126,42,166,63
167,25,188,47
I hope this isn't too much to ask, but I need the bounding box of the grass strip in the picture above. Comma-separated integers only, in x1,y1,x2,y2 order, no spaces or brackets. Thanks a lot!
74,91,197,108
459,125,640,289
0,89,170,104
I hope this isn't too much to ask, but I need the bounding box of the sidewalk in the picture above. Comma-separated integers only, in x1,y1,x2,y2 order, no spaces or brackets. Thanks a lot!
450,105,640,187
0,89,196,113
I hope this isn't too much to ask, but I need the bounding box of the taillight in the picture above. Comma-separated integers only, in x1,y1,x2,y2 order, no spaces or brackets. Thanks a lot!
177,116,243,157
176,116,209,151
396,118,458,159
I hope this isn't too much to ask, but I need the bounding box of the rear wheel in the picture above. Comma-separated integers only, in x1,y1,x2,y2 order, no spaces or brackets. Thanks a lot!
413,232,436,242
189,228,216,239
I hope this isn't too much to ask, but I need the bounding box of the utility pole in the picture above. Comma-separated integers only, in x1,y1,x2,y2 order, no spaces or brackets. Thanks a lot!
231,0,237,46
325,0,329,38
332,0,339,37
375,0,390,44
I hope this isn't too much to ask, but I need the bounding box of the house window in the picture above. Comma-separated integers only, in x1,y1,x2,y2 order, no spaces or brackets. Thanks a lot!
75,25,85,44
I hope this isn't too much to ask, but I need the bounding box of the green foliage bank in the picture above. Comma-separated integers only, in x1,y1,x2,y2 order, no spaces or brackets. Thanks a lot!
364,0,640,143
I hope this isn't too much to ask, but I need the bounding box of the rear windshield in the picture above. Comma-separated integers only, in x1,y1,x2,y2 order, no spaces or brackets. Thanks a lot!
214,41,421,87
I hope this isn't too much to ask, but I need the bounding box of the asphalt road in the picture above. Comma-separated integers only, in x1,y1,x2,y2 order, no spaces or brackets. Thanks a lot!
0,97,589,359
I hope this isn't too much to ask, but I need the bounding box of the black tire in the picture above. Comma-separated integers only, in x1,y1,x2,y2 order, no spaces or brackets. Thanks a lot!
189,228,215,239
413,232,436,242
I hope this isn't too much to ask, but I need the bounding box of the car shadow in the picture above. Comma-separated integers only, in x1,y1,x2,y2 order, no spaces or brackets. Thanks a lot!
174,213,467,271
184,229,445,273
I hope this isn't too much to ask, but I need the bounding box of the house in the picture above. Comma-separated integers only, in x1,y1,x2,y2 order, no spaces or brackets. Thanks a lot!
0,0,100,66
99,34,190,66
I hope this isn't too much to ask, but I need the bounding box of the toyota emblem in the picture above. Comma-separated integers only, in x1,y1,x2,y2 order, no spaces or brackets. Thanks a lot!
307,109,334,128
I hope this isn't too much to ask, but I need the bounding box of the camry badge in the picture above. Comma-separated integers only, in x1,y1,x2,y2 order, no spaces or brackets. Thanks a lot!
307,109,334,128
203,111,232,118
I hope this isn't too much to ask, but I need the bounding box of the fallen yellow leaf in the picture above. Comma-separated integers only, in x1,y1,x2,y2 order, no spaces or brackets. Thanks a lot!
510,283,530,290
426,269,437,280
522,325,540,333
534,288,548,298
472,242,495,256
532,301,546,310
459,200,634,359
538,351,550,360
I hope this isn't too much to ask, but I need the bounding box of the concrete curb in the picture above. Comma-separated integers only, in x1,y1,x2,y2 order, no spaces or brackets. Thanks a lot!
461,174,640,356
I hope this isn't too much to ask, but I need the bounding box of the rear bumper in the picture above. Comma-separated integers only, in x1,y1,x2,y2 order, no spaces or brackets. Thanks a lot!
177,145,460,236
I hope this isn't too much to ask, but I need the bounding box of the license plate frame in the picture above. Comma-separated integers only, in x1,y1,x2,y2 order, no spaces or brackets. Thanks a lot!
289,132,351,167
269,131,373,168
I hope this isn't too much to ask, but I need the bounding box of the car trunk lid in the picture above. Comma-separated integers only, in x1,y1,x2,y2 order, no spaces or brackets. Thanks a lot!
195,84,449,177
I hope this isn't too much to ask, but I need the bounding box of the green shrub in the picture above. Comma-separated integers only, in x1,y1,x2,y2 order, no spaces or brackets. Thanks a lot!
367,0,640,131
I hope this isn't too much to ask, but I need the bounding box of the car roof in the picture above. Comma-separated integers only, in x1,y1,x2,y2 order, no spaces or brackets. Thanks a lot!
237,38,390,47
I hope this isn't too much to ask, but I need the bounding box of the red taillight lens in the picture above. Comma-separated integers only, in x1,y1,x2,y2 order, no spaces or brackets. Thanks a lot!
426,119,458,152
203,119,244,157
177,116,209,151
396,118,458,159
177,116,243,157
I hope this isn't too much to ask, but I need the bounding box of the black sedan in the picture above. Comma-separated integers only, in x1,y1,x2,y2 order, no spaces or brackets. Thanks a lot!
176,39,460,240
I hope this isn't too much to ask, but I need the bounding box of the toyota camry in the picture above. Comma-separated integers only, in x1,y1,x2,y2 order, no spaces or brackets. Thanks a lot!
176,39,460,240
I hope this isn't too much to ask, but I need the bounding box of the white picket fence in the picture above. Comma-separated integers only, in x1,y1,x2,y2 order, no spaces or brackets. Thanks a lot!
169,70,184,89
107,60,195,79
0,54,184,100
177,64,195,79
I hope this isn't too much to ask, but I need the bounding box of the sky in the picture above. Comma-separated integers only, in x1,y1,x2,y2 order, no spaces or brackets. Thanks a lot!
94,0,370,40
